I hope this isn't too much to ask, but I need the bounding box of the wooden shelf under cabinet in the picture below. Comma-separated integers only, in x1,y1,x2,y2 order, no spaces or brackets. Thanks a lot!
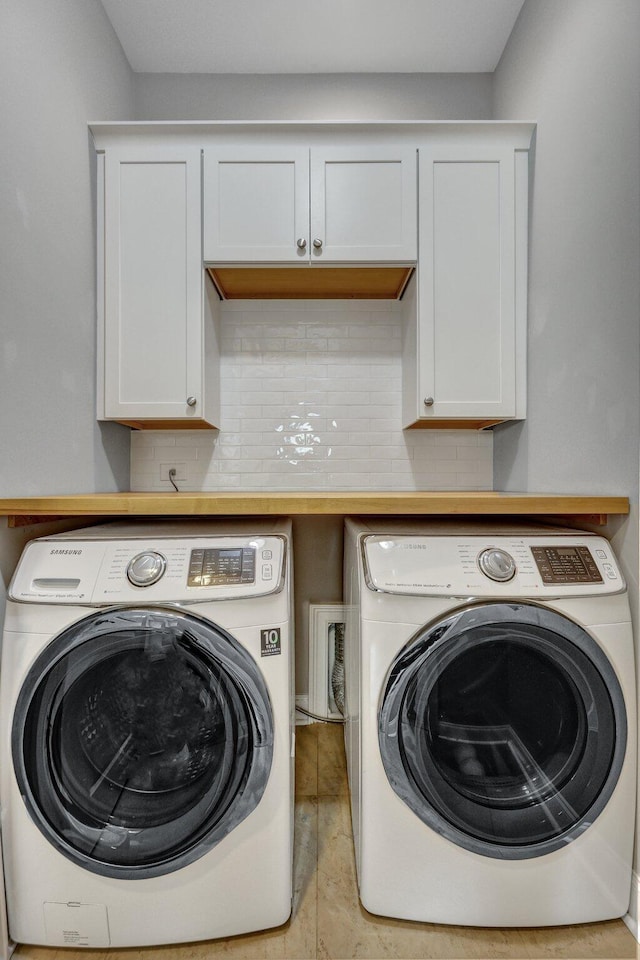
207,266,414,300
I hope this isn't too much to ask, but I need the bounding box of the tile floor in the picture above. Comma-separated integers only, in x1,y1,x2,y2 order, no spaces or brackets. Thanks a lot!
13,723,638,960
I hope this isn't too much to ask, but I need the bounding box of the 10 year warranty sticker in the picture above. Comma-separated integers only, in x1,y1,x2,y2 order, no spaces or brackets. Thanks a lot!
260,627,282,656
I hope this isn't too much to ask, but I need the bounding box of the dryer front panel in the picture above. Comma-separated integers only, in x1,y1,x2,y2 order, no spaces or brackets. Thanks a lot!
378,602,627,860
12,606,274,879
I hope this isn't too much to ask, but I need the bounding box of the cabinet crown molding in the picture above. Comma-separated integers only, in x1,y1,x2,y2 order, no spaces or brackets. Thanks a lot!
89,120,536,149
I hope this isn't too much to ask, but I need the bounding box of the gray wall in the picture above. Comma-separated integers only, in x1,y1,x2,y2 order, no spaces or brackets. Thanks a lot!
492,0,640,498
133,71,492,121
0,0,134,500
0,4,135,948
492,0,640,921
0,0,135,684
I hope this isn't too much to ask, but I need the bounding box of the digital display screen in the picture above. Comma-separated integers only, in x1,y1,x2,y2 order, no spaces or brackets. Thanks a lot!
188,547,255,586
531,545,603,584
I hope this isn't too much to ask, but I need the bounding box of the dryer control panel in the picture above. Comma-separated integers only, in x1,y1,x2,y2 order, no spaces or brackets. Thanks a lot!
363,534,625,597
9,535,287,604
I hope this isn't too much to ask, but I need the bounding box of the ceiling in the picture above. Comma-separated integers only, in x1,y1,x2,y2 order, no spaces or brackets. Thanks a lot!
99,0,525,75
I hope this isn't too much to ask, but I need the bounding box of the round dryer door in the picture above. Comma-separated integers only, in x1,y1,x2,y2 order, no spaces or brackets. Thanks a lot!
12,607,274,879
378,602,627,860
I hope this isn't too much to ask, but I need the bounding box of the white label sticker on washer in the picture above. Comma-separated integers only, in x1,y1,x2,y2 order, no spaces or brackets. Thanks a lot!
260,627,282,656
43,902,110,947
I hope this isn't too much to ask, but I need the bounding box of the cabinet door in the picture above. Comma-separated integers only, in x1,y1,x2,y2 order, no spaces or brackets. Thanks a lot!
310,147,417,261
416,145,521,422
102,147,209,424
203,148,309,262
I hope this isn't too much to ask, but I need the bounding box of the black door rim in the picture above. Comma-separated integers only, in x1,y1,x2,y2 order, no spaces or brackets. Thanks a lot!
12,605,274,879
378,601,627,860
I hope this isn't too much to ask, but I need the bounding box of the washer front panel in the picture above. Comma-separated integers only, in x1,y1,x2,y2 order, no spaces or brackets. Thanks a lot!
378,602,627,860
9,535,287,604
363,534,624,598
12,607,274,879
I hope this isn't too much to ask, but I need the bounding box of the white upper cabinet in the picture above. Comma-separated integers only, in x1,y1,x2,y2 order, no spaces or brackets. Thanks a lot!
203,147,309,262
203,146,417,263
309,148,417,261
402,139,529,428
100,146,219,429
91,122,532,433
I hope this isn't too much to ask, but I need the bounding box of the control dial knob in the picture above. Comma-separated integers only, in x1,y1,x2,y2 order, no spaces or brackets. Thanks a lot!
127,551,167,587
477,547,516,582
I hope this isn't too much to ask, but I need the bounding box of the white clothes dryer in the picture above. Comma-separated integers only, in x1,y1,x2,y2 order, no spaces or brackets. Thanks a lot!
0,519,294,949
343,518,636,927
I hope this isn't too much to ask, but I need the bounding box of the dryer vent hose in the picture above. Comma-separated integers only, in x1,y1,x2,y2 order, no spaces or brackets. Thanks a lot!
331,621,345,716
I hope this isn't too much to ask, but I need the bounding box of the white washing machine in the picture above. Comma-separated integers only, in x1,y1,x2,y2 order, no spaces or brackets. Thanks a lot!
344,518,636,927
0,519,294,949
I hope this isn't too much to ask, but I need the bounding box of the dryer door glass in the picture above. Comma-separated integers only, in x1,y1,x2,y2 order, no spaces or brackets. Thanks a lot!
12,608,274,879
378,602,627,860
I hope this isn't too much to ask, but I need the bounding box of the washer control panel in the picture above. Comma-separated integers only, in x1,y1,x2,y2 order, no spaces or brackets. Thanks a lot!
363,534,624,597
10,535,286,604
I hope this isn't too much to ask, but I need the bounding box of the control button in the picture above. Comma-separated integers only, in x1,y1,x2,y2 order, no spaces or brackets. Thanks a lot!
262,549,273,560
477,548,517,583
603,563,617,579
596,549,607,559
126,551,167,587
262,564,273,580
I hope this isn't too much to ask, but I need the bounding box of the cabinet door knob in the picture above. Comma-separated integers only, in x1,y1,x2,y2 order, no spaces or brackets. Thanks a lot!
312,238,323,249
296,238,307,250
423,397,435,407
186,396,197,407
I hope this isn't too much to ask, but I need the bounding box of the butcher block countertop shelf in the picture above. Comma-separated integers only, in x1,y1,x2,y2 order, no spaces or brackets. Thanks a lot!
0,491,629,527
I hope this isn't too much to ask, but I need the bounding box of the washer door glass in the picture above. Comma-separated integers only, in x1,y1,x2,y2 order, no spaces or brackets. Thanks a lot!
13,607,273,879
378,603,626,860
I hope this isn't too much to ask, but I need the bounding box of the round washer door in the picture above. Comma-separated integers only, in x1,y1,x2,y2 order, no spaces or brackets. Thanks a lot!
378,602,627,860
12,607,274,879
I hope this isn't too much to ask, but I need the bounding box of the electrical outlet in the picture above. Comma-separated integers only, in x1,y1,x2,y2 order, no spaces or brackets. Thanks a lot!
160,462,187,482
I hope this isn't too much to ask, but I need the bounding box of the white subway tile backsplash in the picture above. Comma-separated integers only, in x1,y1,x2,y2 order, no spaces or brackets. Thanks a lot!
174,433,209,447
456,445,488,460
130,301,493,492
135,434,177,448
